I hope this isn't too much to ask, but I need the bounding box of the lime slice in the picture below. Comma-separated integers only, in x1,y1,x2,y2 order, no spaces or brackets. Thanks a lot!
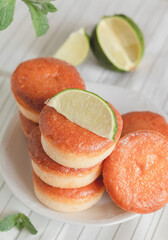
53,28,90,66
46,89,118,141
91,14,144,72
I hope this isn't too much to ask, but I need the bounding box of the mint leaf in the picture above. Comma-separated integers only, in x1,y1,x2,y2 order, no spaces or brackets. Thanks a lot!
23,0,49,37
0,0,57,37
16,221,24,231
26,2,57,15
0,213,38,234
38,3,57,15
0,0,14,10
16,216,24,231
0,214,19,232
0,0,16,30
42,3,57,13
20,214,37,235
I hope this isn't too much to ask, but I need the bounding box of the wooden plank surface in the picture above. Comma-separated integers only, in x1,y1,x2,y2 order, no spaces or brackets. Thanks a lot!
0,0,168,239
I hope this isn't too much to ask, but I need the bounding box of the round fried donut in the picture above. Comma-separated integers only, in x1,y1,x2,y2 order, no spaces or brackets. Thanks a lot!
122,111,168,137
11,57,85,123
103,130,168,214
39,103,123,168
33,171,105,212
28,127,103,188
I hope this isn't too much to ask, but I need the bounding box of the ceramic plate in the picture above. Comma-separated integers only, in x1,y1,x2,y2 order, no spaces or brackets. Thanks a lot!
0,82,167,226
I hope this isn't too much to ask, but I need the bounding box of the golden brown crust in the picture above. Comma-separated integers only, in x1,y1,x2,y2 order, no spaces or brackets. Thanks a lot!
28,127,102,176
33,171,104,201
103,130,168,214
19,112,38,137
11,57,86,113
39,103,123,154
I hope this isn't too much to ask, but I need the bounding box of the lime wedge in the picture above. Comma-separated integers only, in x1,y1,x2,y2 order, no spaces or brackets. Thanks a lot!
53,28,90,66
46,89,118,141
91,14,144,72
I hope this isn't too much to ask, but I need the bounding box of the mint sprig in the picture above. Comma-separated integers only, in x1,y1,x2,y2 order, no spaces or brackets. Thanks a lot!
0,214,18,232
0,213,38,235
0,0,16,30
0,0,57,37
19,214,37,234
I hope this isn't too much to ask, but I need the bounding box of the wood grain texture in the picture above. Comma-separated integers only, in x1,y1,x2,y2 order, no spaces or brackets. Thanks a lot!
0,0,168,239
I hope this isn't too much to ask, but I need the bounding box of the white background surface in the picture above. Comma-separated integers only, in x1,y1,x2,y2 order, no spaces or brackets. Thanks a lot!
0,0,168,239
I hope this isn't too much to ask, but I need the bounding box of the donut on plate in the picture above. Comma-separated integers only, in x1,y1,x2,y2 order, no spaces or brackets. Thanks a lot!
33,171,105,212
39,103,123,168
103,130,168,214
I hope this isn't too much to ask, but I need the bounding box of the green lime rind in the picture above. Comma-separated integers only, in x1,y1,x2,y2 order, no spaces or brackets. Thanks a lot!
91,27,123,72
46,88,118,142
109,105,118,142
90,14,144,72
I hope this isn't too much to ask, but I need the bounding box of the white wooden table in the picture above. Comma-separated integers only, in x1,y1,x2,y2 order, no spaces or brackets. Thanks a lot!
0,0,168,239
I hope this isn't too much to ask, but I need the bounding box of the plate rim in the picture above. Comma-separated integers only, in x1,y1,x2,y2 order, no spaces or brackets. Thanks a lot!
0,112,139,226
0,82,167,226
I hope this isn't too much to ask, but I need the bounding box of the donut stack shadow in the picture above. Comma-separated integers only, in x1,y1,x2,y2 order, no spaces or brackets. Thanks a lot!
28,103,123,212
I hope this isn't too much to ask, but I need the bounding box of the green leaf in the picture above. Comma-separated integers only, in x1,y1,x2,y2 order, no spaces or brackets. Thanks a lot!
20,214,37,235
0,0,13,10
43,3,57,13
23,0,49,37
0,214,19,232
0,0,16,30
27,2,57,15
16,216,24,231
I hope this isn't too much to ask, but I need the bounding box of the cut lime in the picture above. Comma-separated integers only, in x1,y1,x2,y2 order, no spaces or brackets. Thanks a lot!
46,89,118,141
91,14,144,72
53,28,90,66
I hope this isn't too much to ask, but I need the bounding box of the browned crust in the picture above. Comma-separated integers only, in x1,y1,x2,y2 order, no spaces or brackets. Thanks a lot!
39,103,123,154
33,171,104,200
122,111,168,137
28,127,102,175
11,57,86,113
103,130,168,214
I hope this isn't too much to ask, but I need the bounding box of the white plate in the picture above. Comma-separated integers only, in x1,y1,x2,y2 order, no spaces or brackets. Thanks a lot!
0,82,167,226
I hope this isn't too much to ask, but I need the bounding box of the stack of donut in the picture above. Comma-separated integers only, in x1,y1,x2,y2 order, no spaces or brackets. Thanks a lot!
11,57,123,212
29,102,122,212
11,57,168,215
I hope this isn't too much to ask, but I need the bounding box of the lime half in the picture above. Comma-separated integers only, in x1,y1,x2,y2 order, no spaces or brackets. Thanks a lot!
54,28,90,66
46,89,118,141
91,15,144,72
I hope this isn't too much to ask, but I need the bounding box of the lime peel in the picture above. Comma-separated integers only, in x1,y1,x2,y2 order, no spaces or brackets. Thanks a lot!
54,27,90,66
91,14,144,72
46,89,118,141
